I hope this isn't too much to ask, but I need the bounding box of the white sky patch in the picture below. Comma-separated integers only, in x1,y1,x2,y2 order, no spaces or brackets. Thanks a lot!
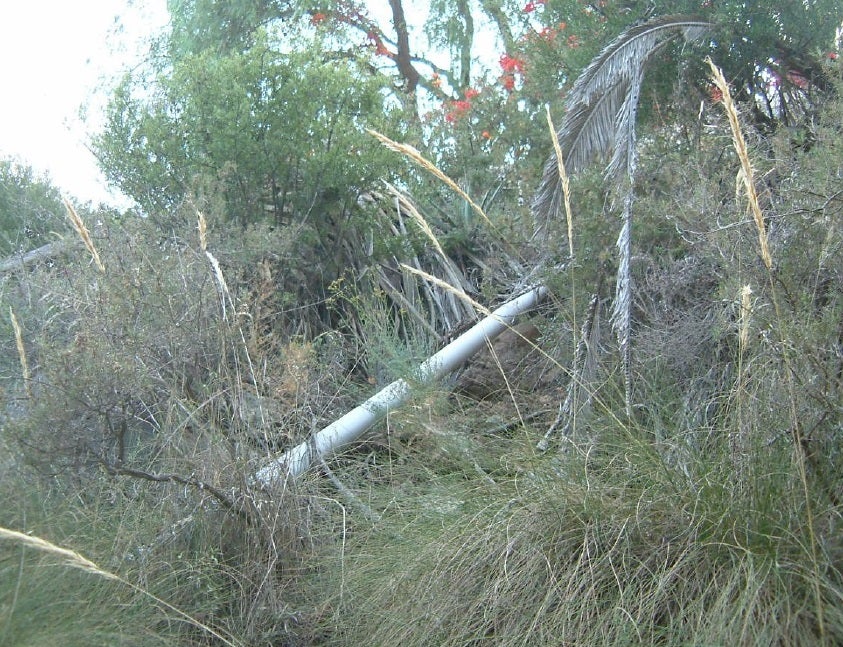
0,1,168,207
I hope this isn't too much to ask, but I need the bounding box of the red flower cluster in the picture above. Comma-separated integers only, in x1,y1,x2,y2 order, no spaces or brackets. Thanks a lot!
500,54,525,73
499,54,526,92
522,21,568,45
522,0,546,12
444,88,482,123
444,99,472,123
310,11,328,25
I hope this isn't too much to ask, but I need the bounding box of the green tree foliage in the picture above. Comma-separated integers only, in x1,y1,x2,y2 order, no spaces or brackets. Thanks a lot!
0,159,66,256
167,0,290,57
517,0,842,130
96,30,400,226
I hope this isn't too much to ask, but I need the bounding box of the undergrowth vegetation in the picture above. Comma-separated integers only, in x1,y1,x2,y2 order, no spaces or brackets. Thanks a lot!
2,63,843,647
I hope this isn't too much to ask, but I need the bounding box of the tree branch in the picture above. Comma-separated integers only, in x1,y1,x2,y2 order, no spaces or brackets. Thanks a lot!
0,241,66,274
100,460,247,518
388,0,421,95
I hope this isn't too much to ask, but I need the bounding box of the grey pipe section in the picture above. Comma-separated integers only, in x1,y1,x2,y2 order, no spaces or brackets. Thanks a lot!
253,284,549,485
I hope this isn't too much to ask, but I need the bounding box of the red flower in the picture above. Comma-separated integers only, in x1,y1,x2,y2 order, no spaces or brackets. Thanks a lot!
500,54,525,73
310,11,327,25
444,99,472,124
523,1,536,12
709,85,723,103
481,130,492,139
827,51,839,61
567,34,580,48
501,74,516,91
464,88,480,99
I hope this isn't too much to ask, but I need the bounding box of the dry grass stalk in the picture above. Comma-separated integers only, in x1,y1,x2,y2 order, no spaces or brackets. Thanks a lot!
194,209,232,320
0,525,241,646
545,106,574,258
197,209,208,252
387,183,449,263
9,307,31,398
63,198,105,273
707,58,773,270
368,129,492,227
0,526,118,580
400,263,491,317
398,263,557,369
739,284,753,349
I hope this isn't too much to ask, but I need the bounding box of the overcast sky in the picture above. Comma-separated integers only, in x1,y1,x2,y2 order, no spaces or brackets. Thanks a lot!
0,1,168,207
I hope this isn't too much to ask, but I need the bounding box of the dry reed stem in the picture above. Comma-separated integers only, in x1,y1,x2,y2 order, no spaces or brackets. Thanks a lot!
63,198,105,273
0,526,118,580
197,209,208,252
400,263,491,317
0,526,241,646
739,284,753,349
546,106,574,258
195,209,232,319
707,58,772,270
368,129,492,227
9,307,30,399
709,60,825,638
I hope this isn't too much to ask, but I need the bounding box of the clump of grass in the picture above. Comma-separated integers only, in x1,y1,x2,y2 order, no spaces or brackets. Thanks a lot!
315,412,843,646
0,489,242,647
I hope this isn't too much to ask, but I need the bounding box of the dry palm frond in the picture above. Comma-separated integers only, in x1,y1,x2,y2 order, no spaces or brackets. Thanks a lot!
613,195,634,417
533,15,711,223
63,198,105,272
533,14,710,418
538,288,602,450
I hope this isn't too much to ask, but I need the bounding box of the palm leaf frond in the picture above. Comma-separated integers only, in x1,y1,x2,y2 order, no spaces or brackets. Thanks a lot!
533,15,711,223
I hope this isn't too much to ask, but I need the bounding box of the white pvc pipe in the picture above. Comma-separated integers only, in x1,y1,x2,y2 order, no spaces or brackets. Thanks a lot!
253,284,549,486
